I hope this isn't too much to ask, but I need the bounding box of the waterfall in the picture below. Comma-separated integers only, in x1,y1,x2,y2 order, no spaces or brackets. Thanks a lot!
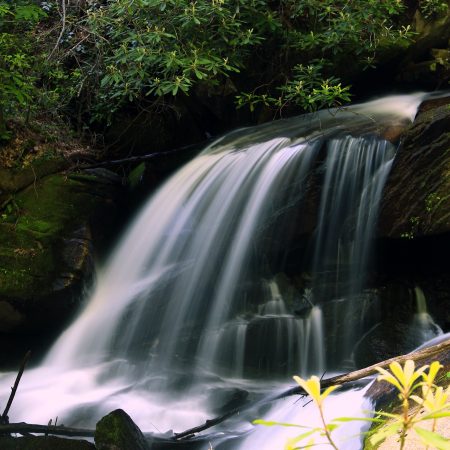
311,136,395,366
411,286,442,344
0,94,428,441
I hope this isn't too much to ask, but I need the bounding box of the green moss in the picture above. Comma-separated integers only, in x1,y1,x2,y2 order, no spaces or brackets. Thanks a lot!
95,409,149,450
16,218,55,235
0,172,113,301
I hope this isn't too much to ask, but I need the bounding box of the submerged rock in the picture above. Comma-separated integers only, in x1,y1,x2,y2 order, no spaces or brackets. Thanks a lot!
95,409,150,450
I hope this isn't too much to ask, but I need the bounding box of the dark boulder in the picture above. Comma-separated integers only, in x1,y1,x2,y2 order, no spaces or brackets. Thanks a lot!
95,409,150,450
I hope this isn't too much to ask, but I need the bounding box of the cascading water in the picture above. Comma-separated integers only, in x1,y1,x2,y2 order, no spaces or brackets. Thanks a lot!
411,286,442,344
311,136,395,366
0,94,433,448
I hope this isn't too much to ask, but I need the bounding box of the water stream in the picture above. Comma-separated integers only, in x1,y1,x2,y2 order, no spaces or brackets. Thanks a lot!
1,93,441,448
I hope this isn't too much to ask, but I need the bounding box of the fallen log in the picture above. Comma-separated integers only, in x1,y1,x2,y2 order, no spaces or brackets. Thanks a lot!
0,422,94,437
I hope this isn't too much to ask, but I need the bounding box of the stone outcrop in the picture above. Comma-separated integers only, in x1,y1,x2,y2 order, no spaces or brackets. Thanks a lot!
0,164,123,362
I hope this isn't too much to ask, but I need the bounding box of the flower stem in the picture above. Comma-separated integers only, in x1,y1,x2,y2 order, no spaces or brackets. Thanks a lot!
318,405,339,450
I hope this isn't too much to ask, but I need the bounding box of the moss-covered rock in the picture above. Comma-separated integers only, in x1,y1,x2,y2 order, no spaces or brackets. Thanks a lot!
95,409,150,450
0,166,123,343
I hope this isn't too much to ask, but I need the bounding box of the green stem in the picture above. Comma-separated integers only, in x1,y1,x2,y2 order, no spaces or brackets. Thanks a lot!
399,397,410,450
318,405,339,450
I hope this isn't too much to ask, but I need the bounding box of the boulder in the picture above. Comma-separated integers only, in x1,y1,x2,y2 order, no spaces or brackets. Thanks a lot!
379,101,450,238
0,166,123,364
95,409,150,450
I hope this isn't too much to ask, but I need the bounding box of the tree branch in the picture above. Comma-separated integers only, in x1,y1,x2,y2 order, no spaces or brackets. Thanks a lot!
0,422,94,437
48,0,67,60
1,351,31,424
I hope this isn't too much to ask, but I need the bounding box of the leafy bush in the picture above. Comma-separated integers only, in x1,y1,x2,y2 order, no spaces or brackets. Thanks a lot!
419,0,449,19
41,0,415,124
0,1,46,139
0,0,418,137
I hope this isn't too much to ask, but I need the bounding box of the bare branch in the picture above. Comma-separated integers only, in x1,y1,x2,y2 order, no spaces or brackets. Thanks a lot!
1,351,31,424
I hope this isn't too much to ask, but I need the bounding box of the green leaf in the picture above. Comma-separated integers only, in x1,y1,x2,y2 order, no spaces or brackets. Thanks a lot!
422,411,450,420
333,417,384,423
414,427,450,450
288,428,320,444
14,5,46,22
369,422,401,447
252,419,310,429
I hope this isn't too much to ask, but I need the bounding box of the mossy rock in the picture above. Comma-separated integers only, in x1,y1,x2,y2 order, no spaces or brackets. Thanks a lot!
0,436,95,450
0,167,123,338
95,409,150,450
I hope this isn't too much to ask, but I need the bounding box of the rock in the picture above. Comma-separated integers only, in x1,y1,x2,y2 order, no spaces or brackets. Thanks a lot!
207,387,249,415
379,102,450,238
0,436,95,450
0,166,123,365
354,319,441,369
95,409,150,450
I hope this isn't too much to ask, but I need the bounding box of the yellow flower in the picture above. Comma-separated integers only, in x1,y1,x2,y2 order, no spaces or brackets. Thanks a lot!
412,385,450,413
422,361,443,388
293,375,340,407
376,360,428,397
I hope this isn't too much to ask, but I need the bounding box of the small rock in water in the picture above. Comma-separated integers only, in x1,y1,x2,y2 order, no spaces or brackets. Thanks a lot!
95,409,150,450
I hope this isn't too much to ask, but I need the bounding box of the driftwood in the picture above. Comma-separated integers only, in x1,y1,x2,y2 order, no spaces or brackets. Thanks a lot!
173,404,253,440
0,338,448,441
0,422,94,437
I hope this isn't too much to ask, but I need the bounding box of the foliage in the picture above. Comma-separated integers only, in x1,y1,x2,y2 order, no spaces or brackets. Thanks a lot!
0,1,46,139
419,0,449,19
236,60,352,112
36,0,416,125
236,0,413,113
255,360,450,449
48,0,268,123
0,0,419,141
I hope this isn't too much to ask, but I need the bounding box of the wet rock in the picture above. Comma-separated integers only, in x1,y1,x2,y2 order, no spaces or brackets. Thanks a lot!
353,319,441,369
207,387,249,415
0,436,95,450
95,409,150,450
379,102,450,238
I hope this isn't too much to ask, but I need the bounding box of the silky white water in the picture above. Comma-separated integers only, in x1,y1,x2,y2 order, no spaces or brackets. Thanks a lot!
0,94,432,447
